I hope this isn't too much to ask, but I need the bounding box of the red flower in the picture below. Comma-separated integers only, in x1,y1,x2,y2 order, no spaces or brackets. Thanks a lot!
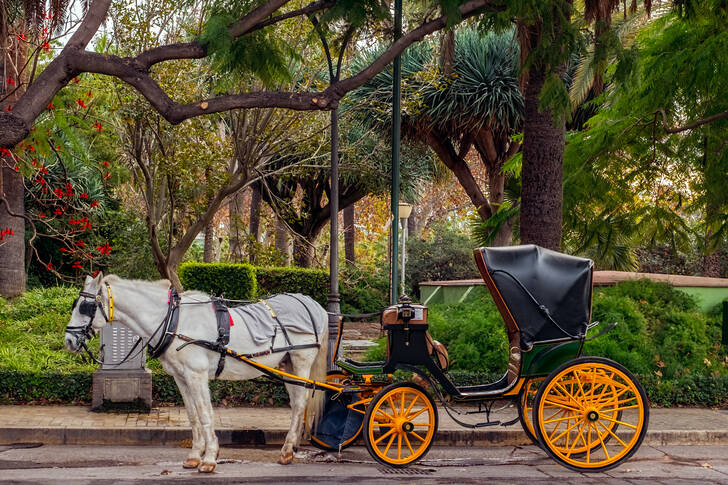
27,144,35,151
102,161,110,167
56,145,62,151
46,262,55,271
59,247,71,253
76,99,87,109
53,188,63,197
6,77,14,86
41,42,50,52
93,122,103,132
80,192,88,199
31,158,37,166
90,201,99,208
72,77,80,83
17,34,26,41
72,261,83,269
76,240,86,248
97,243,111,255
46,102,55,110
4,105,11,112
40,167,48,175
86,91,93,97
81,222,92,231
35,176,46,185
92,269,101,277
40,187,48,193
0,148,10,157
54,208,63,216
38,212,46,218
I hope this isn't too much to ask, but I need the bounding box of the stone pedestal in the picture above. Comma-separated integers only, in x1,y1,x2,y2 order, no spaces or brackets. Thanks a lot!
92,368,152,411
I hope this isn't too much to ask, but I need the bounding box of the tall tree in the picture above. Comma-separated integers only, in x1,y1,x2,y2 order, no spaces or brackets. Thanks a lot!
350,30,524,245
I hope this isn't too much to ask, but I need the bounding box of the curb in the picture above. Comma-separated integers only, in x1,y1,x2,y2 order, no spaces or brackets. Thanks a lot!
1,427,727,448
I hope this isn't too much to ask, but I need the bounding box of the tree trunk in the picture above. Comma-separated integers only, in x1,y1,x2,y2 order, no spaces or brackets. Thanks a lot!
0,163,26,297
343,204,355,265
248,182,261,264
703,248,721,278
293,238,314,268
203,221,215,263
519,64,564,251
228,190,245,262
275,217,290,264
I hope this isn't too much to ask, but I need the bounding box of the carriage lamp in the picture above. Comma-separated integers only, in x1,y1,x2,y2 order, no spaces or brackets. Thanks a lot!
398,203,413,297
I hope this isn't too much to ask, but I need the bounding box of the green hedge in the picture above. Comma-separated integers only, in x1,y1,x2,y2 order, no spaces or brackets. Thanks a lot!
179,262,257,300
0,370,289,406
255,267,329,305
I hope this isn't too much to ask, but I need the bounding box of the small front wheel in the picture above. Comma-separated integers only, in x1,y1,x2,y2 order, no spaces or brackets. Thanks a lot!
532,357,649,472
363,382,438,467
517,377,544,446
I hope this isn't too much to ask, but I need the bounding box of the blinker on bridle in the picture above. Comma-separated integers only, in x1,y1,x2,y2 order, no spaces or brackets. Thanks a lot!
65,282,115,363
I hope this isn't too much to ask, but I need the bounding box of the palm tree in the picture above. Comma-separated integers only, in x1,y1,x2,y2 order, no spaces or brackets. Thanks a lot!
1,0,70,296
348,29,523,245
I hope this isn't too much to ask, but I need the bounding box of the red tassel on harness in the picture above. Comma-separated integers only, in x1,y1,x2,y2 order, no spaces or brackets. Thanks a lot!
229,314,234,326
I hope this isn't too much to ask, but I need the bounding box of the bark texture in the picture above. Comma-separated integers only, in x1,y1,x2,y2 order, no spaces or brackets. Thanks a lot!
248,182,261,264
0,163,26,297
519,64,564,251
228,190,246,262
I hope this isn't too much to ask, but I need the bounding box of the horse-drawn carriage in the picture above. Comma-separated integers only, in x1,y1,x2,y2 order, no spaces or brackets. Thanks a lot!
65,244,648,473
312,244,648,471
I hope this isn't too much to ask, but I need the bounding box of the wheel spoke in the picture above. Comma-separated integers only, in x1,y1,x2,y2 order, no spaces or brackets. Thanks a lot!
595,422,611,460
407,407,428,420
397,433,402,460
550,416,583,443
543,398,581,413
376,409,395,422
373,428,395,445
387,396,397,416
410,431,425,442
564,422,587,458
544,413,580,425
404,395,419,417
596,419,628,448
598,404,640,413
383,432,396,455
597,412,638,429
403,433,415,455
586,422,592,463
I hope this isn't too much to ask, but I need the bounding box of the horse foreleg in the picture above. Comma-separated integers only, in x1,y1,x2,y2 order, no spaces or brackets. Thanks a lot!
280,382,309,465
185,371,219,473
173,375,203,469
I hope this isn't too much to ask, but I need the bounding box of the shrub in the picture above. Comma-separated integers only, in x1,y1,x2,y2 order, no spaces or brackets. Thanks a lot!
405,222,481,297
179,262,257,300
256,267,329,305
339,266,389,314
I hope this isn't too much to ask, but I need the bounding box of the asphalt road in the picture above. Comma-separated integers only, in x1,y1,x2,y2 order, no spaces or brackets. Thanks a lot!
1,443,727,484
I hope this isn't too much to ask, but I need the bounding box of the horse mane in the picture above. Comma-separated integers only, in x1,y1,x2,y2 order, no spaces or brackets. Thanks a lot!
104,274,171,289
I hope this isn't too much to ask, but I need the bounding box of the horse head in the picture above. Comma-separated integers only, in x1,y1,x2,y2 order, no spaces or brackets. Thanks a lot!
64,272,110,353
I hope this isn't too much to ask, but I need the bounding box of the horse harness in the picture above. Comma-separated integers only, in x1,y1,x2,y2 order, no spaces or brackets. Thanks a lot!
176,293,321,379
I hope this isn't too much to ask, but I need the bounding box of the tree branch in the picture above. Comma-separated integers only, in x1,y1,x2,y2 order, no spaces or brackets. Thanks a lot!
657,108,728,134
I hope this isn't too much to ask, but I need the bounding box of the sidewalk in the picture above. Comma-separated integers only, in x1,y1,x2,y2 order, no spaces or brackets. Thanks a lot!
1,405,727,447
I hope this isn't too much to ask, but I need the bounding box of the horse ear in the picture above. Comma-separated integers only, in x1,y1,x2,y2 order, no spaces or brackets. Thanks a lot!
93,271,104,285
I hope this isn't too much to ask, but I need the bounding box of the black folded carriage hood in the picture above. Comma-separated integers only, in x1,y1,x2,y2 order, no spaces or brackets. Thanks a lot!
477,244,594,350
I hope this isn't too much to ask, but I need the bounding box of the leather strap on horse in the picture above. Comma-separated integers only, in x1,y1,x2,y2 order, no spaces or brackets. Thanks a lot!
148,288,181,359
212,298,232,379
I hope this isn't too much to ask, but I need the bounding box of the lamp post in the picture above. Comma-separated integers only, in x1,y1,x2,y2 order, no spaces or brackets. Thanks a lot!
398,202,412,296
390,0,403,304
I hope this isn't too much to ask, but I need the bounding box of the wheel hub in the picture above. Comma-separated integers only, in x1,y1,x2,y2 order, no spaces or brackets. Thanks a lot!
585,408,599,422
402,421,414,433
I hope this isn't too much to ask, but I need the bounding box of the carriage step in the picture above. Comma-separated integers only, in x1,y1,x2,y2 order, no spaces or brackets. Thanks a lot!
474,421,501,427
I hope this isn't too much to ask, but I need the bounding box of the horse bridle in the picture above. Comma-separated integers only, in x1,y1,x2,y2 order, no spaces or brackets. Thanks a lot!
65,283,114,363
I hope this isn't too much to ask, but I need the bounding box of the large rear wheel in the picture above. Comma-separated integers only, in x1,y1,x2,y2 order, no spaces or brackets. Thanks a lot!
532,357,648,472
363,382,438,467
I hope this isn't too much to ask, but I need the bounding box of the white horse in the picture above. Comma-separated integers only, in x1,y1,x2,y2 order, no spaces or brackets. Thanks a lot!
64,273,328,473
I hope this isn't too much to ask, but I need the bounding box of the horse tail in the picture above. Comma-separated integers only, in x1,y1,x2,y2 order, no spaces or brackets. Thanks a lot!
305,308,329,437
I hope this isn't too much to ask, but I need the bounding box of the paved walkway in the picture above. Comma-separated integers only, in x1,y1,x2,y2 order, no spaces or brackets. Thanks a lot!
0,405,727,447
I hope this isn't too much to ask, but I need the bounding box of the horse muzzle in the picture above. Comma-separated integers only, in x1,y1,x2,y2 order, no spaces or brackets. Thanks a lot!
64,334,82,353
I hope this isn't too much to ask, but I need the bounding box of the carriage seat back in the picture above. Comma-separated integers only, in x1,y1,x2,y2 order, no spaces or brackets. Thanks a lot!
382,303,448,370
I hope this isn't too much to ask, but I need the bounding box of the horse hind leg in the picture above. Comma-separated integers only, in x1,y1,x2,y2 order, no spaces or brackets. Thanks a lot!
280,381,309,465
172,374,203,469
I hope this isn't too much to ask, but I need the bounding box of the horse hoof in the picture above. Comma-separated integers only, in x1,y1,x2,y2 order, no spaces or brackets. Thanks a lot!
198,462,216,473
182,458,200,469
278,453,294,465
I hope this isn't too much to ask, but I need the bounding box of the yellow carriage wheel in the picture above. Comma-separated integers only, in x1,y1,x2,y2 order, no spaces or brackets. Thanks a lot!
517,377,544,446
532,357,648,472
520,376,622,455
363,382,438,467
